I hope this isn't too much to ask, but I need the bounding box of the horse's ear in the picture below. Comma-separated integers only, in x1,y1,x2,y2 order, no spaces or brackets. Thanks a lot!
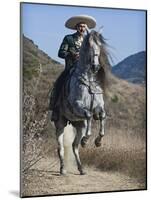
98,26,104,34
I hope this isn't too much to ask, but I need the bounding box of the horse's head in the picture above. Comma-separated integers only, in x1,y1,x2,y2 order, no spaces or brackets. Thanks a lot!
79,30,111,89
79,30,103,74
89,31,102,73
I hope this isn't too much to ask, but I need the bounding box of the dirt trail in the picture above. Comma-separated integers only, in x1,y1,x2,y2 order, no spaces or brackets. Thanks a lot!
22,156,145,197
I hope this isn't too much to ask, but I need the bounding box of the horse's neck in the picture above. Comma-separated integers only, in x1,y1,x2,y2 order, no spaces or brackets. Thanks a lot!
75,62,96,82
75,62,88,77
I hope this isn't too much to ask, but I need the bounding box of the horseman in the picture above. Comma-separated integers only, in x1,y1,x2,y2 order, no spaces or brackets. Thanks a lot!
49,15,96,121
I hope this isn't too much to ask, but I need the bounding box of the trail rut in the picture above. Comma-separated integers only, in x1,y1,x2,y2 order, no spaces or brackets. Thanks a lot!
22,156,145,197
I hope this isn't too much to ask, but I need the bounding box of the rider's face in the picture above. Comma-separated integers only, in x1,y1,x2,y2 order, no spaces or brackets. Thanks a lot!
76,23,87,35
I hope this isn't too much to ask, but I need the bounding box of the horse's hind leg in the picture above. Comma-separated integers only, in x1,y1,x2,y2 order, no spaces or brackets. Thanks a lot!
72,123,86,175
55,119,67,175
57,129,66,175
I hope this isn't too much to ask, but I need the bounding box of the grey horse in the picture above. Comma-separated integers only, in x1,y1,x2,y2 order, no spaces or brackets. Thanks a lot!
50,30,110,175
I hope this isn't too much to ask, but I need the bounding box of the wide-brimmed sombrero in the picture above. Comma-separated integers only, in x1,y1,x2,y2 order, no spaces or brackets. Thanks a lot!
65,15,96,30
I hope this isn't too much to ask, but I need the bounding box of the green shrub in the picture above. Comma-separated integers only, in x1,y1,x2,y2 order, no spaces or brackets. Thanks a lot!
111,94,119,103
23,66,39,80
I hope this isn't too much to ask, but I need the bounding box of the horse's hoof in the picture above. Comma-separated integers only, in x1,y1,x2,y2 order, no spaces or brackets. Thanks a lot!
95,137,102,147
93,114,100,120
81,140,86,148
80,171,86,175
95,141,101,147
60,169,67,176
81,136,88,148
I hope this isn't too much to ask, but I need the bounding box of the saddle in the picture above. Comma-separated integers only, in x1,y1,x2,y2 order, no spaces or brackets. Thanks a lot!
49,67,75,111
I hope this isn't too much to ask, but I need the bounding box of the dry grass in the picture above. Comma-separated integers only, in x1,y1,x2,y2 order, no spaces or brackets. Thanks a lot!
22,63,59,172
80,126,146,183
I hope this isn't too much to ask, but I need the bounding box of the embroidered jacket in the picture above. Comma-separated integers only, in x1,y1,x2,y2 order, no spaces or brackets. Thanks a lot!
58,32,84,70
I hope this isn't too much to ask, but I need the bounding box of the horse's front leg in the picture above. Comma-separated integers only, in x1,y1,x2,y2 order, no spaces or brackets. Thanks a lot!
95,108,106,147
81,119,92,148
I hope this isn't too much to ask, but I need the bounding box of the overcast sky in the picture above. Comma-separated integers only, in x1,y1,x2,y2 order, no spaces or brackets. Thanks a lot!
21,3,146,65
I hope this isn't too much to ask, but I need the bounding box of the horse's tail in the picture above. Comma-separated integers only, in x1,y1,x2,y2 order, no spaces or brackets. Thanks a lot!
63,124,76,171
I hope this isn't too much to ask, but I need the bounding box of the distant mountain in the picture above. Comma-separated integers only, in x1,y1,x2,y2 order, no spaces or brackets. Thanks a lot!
112,51,146,84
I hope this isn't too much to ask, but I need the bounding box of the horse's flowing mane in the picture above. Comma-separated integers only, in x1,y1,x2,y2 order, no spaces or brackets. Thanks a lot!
80,30,111,91
98,32,112,91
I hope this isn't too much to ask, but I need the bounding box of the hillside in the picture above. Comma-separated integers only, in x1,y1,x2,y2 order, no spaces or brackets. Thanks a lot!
22,35,64,175
23,35,63,81
112,51,146,84
21,35,146,197
23,35,60,66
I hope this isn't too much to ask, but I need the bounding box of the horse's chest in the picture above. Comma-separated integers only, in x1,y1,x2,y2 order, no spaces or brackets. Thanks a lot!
79,78,103,94
89,82,103,94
